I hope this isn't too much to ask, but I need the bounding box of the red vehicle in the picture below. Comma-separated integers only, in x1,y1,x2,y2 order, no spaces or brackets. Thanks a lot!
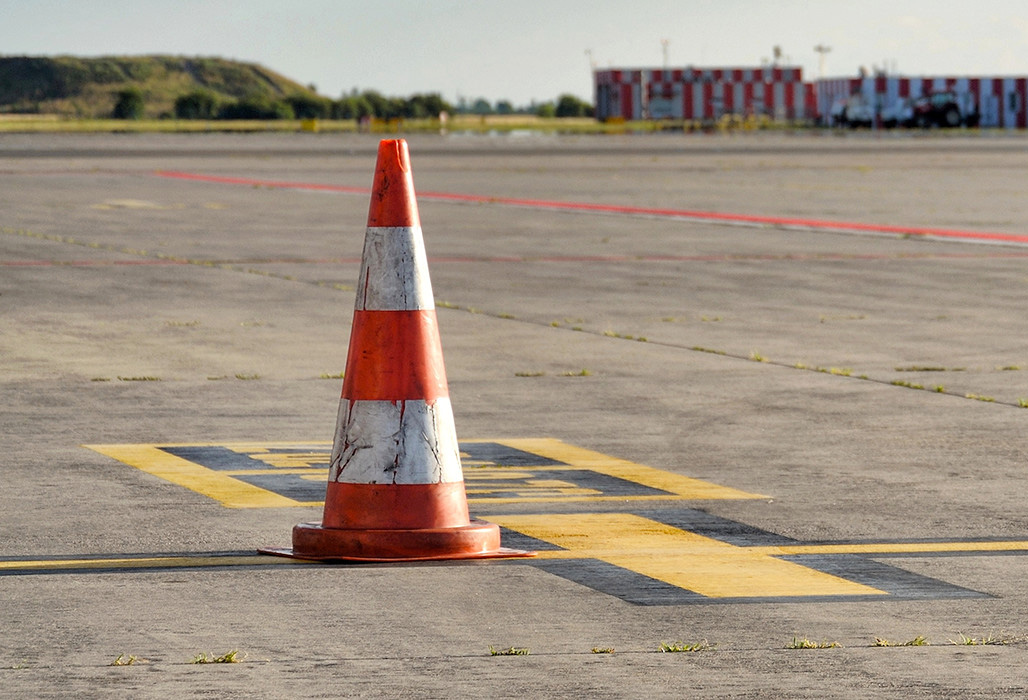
909,91,979,128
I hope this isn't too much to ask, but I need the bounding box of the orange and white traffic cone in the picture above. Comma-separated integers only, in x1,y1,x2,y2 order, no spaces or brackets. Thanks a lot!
265,139,532,561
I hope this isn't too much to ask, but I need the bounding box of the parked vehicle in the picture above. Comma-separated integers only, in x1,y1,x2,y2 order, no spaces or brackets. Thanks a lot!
832,93,874,128
881,98,914,128
909,91,979,128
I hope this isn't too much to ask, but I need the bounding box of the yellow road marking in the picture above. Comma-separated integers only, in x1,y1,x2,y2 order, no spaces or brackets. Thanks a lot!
0,554,299,572
750,541,1028,556
491,513,885,598
86,439,766,507
84,444,299,508
493,438,766,501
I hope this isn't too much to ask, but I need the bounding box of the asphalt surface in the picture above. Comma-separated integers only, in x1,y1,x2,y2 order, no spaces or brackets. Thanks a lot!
4,130,1028,698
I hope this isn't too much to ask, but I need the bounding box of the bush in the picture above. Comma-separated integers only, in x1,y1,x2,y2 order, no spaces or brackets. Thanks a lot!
285,93,332,119
555,94,593,118
174,90,219,119
218,95,294,120
112,88,145,119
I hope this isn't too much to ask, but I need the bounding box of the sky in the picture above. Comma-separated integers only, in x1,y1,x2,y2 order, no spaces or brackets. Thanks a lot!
2,1,1027,107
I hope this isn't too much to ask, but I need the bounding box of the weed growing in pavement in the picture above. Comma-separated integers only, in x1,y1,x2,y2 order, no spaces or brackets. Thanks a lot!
489,646,530,656
560,369,592,377
118,376,161,382
965,393,995,402
786,637,841,649
110,654,146,666
234,373,260,380
191,650,242,664
659,640,716,652
318,372,344,379
949,634,1008,646
873,636,929,647
692,346,727,355
591,647,615,654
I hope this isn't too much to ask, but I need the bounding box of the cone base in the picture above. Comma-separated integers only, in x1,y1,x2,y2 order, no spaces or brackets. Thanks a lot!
259,519,536,562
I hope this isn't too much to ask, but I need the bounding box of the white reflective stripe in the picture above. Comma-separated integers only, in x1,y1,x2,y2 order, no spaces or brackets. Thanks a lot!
355,226,434,311
329,398,462,484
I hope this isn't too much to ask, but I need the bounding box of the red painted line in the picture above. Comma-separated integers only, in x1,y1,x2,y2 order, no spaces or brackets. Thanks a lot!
154,169,1028,247
0,259,191,267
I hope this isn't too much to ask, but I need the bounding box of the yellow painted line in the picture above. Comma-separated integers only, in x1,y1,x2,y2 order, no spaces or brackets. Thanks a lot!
750,541,1028,556
491,513,885,598
494,438,766,501
87,439,765,508
84,444,300,508
0,554,301,573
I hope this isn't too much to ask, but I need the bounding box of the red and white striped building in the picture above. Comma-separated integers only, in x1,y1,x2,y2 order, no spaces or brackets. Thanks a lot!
595,65,1028,128
594,65,815,122
817,75,1028,129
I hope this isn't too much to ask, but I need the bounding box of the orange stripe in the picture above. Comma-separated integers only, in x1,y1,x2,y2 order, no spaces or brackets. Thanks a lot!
322,481,471,529
341,309,448,400
367,139,421,228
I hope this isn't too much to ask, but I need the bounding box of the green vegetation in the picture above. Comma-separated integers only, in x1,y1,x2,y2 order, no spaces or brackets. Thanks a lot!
786,637,841,649
873,636,929,647
659,640,716,652
191,650,242,664
0,55,594,125
489,646,530,656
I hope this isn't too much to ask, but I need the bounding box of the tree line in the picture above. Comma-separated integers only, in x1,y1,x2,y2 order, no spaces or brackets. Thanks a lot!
113,87,594,120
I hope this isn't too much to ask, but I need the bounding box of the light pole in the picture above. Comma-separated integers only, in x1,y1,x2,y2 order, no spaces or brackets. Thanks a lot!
814,44,831,79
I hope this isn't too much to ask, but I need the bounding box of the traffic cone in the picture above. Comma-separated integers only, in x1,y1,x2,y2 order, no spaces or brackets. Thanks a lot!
264,139,533,561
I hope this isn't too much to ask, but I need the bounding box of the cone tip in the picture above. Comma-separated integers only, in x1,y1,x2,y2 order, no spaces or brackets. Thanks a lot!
368,139,419,228
378,139,411,175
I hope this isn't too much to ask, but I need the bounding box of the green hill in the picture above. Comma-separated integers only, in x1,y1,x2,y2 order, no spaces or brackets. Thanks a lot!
0,55,320,118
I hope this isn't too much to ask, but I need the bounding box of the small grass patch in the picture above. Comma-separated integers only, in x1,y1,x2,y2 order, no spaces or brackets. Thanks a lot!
691,346,727,355
749,350,768,363
118,376,161,382
489,646,530,656
515,371,546,377
786,637,841,649
234,373,260,380
91,377,112,382
659,640,716,653
560,369,592,377
110,654,146,666
891,380,924,390
164,320,200,327
965,393,995,402
873,636,929,647
949,634,1008,646
1000,365,1021,371
191,650,242,664
318,372,345,379
591,646,615,654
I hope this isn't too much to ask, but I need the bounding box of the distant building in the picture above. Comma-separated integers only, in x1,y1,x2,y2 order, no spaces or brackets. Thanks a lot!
593,65,814,122
594,65,1028,128
818,75,1028,129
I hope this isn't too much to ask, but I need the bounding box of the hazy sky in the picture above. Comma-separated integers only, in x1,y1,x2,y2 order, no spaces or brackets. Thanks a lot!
2,1,1027,106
